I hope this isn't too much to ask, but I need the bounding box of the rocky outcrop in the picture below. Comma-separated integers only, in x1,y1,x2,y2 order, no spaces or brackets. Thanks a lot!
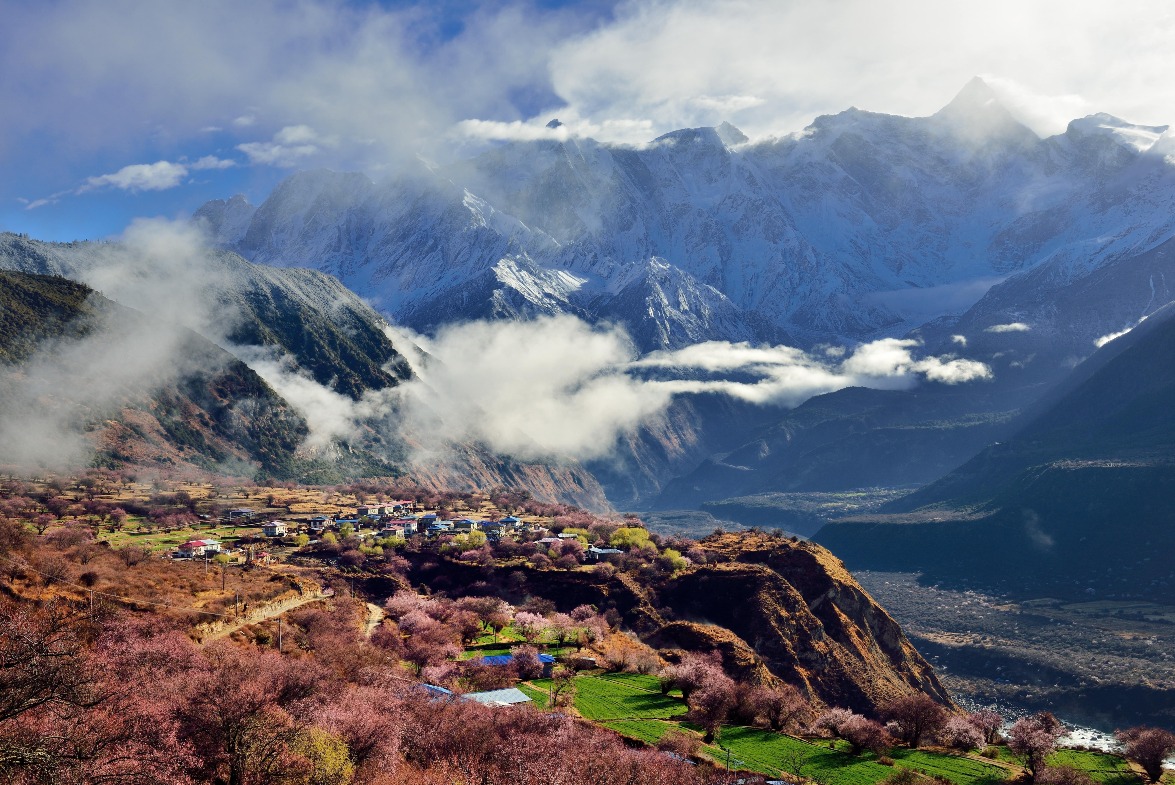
405,531,950,715
679,533,951,711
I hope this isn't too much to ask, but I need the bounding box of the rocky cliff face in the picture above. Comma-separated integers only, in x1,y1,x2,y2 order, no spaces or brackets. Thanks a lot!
675,532,951,711
407,531,950,714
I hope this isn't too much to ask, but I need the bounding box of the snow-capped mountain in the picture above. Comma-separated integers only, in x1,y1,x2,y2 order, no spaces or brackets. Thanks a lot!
196,78,1175,353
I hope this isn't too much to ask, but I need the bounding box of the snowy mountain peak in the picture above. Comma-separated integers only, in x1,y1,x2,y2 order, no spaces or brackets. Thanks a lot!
1065,113,1170,153
940,76,1001,113
715,121,749,146
932,77,1036,144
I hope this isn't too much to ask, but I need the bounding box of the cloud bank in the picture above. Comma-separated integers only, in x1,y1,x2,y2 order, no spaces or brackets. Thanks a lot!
0,225,996,473
8,0,1175,227
267,317,993,466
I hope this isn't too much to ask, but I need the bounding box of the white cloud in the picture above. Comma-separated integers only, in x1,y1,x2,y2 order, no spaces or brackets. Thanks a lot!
0,219,236,470
8,0,1175,208
82,160,189,192
238,125,329,166
951,335,968,347
369,320,993,462
1094,314,1150,347
542,0,1175,141
190,155,236,170
985,322,1032,333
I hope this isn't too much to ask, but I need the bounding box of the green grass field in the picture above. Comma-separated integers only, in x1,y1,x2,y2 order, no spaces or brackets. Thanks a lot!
600,719,681,746
993,747,1141,785
517,682,551,709
1047,750,1142,785
715,727,895,785
888,748,1007,785
571,674,688,721
99,521,256,553
517,671,1143,785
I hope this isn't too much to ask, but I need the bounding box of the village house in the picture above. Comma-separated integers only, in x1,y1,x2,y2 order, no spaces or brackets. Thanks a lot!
262,521,288,538
225,508,254,521
389,518,417,534
483,521,519,541
176,539,221,558
452,518,480,534
426,521,454,537
587,545,623,562
308,516,330,533
480,653,555,678
462,688,533,707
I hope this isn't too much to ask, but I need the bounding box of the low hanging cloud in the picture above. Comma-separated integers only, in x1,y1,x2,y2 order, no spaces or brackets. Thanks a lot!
285,317,993,465
0,220,995,472
0,219,236,470
1093,314,1151,348
985,322,1032,333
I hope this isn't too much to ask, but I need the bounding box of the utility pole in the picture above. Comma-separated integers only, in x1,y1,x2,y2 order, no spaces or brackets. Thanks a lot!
234,592,239,616
89,589,94,622
277,617,282,652
221,564,226,592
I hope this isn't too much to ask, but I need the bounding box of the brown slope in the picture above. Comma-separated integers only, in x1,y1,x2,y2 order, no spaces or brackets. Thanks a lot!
405,531,950,715
661,533,951,712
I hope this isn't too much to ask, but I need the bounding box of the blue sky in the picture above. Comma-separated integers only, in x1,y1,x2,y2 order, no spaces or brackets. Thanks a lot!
4,0,1175,242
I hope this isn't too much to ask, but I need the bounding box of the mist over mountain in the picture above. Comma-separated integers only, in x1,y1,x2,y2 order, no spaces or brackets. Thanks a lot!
198,79,1175,358
0,230,611,507
184,79,1175,507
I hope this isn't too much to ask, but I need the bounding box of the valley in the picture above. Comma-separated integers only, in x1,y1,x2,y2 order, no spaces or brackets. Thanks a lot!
0,471,1169,784
857,572,1175,732
8,3,1175,784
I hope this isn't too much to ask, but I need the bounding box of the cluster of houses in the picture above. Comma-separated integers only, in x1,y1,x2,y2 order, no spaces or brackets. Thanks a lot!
200,502,629,564
296,511,551,543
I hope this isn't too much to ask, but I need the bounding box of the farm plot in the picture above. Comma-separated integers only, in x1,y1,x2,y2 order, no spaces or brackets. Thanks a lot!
1048,751,1142,785
889,749,1008,785
600,720,682,746
572,675,688,721
517,682,551,709
716,727,894,785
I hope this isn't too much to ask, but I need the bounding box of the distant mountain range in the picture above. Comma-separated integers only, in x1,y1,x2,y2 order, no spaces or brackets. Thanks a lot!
7,76,1175,554
197,78,1175,357
187,78,1175,512
815,303,1175,601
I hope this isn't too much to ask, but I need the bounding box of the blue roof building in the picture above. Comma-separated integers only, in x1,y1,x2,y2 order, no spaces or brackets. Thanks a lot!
463,688,533,706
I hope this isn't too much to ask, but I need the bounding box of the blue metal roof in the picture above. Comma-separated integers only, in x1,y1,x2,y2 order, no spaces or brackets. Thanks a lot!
480,653,556,666
463,688,532,706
